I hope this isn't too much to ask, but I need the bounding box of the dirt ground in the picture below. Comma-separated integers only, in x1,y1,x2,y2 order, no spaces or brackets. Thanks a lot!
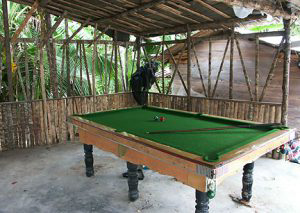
0,142,299,213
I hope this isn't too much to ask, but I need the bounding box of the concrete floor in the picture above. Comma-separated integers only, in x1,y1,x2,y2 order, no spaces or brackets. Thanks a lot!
0,142,300,213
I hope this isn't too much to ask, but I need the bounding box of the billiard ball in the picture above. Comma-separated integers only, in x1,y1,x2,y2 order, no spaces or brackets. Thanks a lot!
160,116,166,122
154,116,159,121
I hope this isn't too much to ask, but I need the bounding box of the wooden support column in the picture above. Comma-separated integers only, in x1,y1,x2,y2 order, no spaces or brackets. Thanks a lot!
114,31,118,93
65,19,71,96
187,25,192,111
281,19,291,125
162,34,165,94
46,13,58,98
208,39,212,97
136,37,141,72
92,24,97,110
2,0,13,101
229,29,234,99
255,35,259,101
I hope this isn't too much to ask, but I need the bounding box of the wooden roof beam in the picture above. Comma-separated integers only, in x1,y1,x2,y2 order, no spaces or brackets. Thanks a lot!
95,0,171,24
11,0,39,43
142,15,264,35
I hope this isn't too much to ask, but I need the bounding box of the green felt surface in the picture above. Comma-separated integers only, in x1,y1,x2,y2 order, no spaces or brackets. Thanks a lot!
77,106,280,162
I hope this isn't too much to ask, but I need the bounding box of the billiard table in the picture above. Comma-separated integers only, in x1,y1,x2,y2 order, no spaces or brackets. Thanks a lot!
69,106,295,213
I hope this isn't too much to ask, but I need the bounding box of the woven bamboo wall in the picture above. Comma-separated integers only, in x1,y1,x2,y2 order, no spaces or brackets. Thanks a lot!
0,93,137,151
0,92,282,151
148,93,282,123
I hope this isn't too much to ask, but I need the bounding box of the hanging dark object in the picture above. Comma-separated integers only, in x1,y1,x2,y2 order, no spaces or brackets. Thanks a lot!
130,62,159,105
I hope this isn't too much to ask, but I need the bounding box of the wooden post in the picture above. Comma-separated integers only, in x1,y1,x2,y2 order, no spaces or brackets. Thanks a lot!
187,25,192,111
125,42,129,91
104,43,108,93
114,31,118,93
2,0,14,101
208,38,212,97
79,41,83,95
60,45,65,98
65,19,71,96
255,35,259,101
162,34,165,94
24,43,30,100
0,55,2,95
92,24,97,103
229,29,234,99
136,37,141,73
281,19,291,125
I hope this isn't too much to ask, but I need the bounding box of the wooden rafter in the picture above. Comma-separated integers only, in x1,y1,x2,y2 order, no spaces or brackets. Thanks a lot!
142,15,264,35
11,0,39,43
157,5,199,23
167,1,213,21
193,0,231,18
95,0,170,23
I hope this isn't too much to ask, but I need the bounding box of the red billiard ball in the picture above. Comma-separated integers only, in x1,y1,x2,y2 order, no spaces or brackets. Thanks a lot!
160,116,166,122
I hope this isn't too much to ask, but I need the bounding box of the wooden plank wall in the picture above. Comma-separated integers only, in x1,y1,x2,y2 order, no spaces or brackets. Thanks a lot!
0,93,137,151
148,93,282,123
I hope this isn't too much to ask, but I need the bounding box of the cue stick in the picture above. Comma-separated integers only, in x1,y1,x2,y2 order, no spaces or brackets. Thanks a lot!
146,123,283,134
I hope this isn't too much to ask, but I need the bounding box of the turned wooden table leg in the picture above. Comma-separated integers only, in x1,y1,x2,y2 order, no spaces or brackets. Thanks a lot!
127,161,139,201
242,162,254,202
84,144,94,177
195,190,209,213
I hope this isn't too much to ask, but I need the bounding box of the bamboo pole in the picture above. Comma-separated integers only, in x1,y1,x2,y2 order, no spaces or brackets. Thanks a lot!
107,45,115,93
17,61,27,101
166,42,186,94
79,41,83,95
104,43,108,93
136,37,141,74
142,45,161,93
255,35,259,101
24,43,30,100
2,0,13,101
212,38,229,97
259,37,285,102
0,55,2,95
32,41,38,100
165,43,188,95
92,24,97,110
187,25,192,111
39,29,49,145
235,38,254,101
82,42,92,95
191,38,207,97
60,45,65,97
65,19,71,96
162,34,165,94
208,38,212,97
72,42,79,92
281,19,291,125
229,29,234,99
125,42,129,91
114,32,119,93
11,0,39,44
118,46,126,92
